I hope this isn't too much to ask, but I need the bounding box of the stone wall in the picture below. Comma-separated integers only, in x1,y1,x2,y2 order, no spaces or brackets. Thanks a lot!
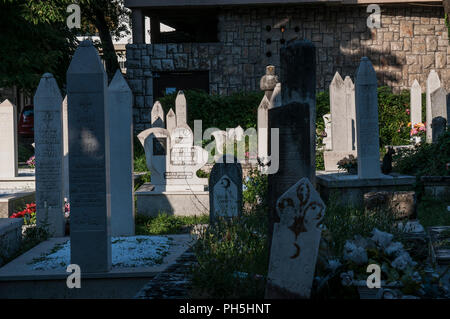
126,4,448,132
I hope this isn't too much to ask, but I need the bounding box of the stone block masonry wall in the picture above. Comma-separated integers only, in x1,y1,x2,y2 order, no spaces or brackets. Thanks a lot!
126,4,448,132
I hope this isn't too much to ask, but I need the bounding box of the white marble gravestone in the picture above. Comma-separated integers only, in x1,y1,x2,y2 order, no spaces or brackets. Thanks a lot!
430,87,448,142
355,57,382,179
108,70,134,236
136,93,209,216
410,80,422,128
324,72,357,171
269,83,282,108
257,95,271,165
166,108,176,133
33,73,65,237
266,177,326,298
175,91,187,125
151,101,165,128
0,99,18,178
322,113,332,151
62,96,69,201
67,40,111,273
426,70,441,143
138,127,171,191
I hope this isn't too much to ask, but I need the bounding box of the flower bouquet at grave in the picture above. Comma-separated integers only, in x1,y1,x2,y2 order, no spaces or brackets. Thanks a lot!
313,228,448,299
26,155,35,168
409,122,426,145
337,155,357,174
10,203,37,225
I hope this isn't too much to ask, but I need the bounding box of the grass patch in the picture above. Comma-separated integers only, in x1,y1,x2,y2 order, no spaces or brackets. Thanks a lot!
0,225,49,268
190,208,268,298
135,213,209,235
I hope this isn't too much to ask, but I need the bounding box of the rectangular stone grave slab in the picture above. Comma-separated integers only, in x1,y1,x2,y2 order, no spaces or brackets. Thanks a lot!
0,190,35,218
316,171,416,207
135,183,209,217
0,218,23,266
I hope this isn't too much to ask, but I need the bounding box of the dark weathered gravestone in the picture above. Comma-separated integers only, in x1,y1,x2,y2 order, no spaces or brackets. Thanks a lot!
209,155,242,223
268,40,316,249
67,40,111,273
34,73,65,237
432,116,447,143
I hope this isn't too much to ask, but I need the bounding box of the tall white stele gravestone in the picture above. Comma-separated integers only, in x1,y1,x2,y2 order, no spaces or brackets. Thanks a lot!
34,73,65,237
410,80,422,128
0,99,18,178
108,70,135,236
355,57,381,179
67,40,111,272
426,70,441,143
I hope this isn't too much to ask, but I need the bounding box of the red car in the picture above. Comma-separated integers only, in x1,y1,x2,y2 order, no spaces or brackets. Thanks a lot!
18,104,34,138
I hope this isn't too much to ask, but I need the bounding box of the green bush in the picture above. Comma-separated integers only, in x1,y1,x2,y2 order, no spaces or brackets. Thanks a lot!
135,213,209,235
158,90,263,130
191,209,268,298
242,168,268,209
393,130,450,177
133,135,149,172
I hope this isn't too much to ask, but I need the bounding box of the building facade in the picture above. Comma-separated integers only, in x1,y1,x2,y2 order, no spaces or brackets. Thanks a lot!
124,1,448,132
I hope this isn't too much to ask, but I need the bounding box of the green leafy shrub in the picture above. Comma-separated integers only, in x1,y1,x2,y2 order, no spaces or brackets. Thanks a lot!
393,130,450,177
133,135,148,172
158,90,263,130
243,168,268,209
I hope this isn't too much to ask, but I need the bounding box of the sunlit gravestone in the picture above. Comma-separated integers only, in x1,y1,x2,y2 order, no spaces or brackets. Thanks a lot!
67,40,111,273
0,99,18,178
34,73,65,237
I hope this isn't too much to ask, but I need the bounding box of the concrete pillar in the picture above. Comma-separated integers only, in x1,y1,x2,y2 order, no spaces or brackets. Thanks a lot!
131,9,145,44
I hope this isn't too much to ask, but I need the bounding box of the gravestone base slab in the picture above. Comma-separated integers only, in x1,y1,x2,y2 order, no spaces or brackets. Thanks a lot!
0,234,193,298
0,218,23,265
323,150,357,171
0,191,35,218
136,183,209,217
316,171,415,207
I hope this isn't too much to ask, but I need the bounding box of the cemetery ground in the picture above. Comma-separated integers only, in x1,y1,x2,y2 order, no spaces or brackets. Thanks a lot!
2,91,449,299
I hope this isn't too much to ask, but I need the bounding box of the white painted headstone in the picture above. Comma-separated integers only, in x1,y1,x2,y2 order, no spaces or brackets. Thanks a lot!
0,100,18,178
410,80,422,128
151,101,165,128
62,96,69,201
355,57,381,179
175,91,187,125
166,108,176,133
322,113,332,151
269,83,282,108
426,70,441,143
324,73,357,170
266,177,326,298
34,73,65,237
108,70,134,236
258,95,270,165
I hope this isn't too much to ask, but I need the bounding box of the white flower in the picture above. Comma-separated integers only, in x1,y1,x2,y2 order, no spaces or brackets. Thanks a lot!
391,252,417,271
384,241,404,256
327,259,342,272
371,228,393,249
340,271,354,286
343,240,368,265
